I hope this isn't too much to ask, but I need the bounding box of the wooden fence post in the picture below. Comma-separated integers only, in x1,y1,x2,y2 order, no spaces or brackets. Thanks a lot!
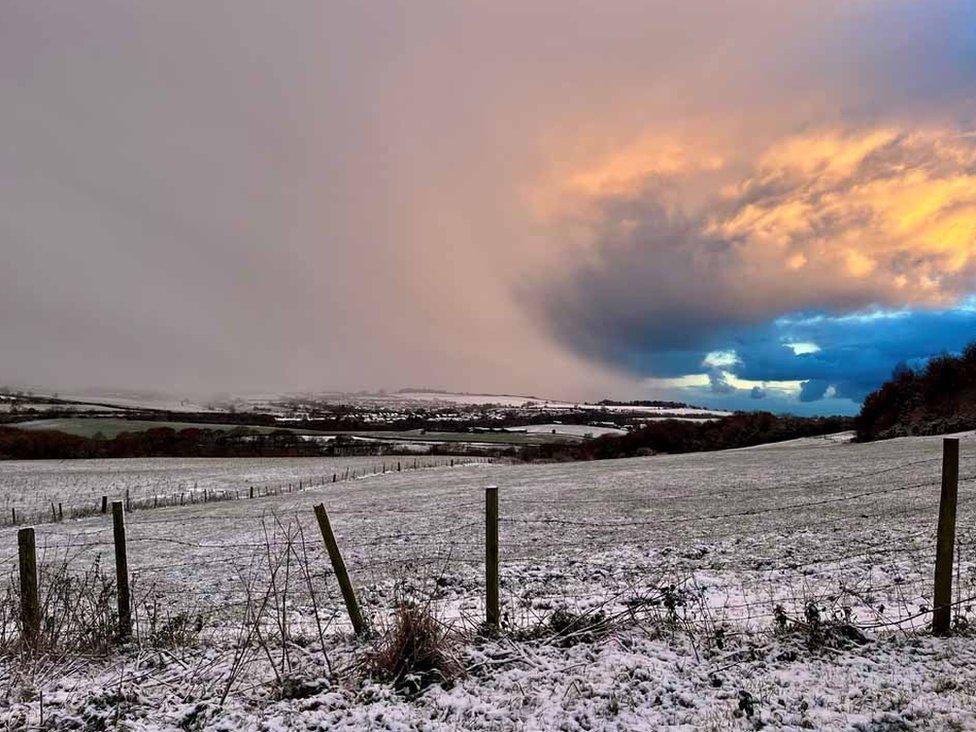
101,496,108,514
11,507,17,526
485,485,500,628
933,437,960,635
18,527,40,648
112,501,132,641
313,503,366,636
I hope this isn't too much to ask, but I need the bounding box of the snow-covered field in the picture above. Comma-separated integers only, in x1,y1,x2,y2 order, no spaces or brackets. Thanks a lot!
1,434,975,729
0,455,463,526
516,423,628,437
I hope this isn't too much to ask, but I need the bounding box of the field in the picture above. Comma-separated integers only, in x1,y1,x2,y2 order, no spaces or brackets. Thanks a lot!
346,428,580,445
1,434,975,728
518,423,628,437
12,417,310,439
0,455,473,525
12,417,583,447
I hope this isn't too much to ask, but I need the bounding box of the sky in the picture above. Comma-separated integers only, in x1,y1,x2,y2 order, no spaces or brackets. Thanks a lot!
2,1,976,415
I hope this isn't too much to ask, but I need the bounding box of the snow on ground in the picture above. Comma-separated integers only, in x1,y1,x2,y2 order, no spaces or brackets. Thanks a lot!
45,391,220,413
592,404,732,417
395,391,542,407
515,423,628,437
0,455,464,526
1,434,975,729
373,390,731,418
0,402,122,414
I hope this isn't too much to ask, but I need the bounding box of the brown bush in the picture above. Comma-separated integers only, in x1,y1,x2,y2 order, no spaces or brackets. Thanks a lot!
368,604,461,693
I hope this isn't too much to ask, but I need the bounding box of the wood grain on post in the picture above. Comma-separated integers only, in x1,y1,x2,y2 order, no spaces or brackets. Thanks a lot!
313,503,366,636
18,527,40,648
933,437,960,636
112,501,132,641
485,485,500,628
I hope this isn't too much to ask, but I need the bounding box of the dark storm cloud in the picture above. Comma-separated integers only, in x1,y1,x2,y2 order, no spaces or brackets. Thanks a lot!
522,124,976,407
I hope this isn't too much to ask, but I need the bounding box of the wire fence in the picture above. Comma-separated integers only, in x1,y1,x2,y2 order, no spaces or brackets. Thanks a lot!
2,456,496,528
2,440,974,657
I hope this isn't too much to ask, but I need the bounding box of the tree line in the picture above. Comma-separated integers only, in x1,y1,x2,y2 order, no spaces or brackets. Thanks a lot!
522,411,854,461
856,343,976,441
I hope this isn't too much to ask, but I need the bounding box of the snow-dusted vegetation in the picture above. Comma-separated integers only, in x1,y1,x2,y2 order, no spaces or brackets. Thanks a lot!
1,434,975,729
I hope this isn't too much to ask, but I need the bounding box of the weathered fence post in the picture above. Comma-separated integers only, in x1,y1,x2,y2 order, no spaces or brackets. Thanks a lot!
57,503,63,522
101,496,108,514
313,503,366,636
18,527,40,648
112,501,132,641
485,485,500,628
50,503,56,523
333,473,337,483
11,507,17,526
933,437,960,636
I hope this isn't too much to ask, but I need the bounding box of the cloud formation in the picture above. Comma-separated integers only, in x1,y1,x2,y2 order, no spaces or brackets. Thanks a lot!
524,128,976,410
3,1,975,408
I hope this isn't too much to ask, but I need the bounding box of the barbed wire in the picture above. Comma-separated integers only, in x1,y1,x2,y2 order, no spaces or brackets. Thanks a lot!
3,445,974,647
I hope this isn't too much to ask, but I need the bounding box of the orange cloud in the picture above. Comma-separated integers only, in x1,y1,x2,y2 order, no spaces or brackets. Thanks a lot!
536,126,976,311
525,133,725,221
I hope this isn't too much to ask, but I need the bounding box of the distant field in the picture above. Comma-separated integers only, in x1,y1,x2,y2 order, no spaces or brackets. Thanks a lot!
347,429,579,445
12,417,307,439
10,418,581,446
518,423,627,437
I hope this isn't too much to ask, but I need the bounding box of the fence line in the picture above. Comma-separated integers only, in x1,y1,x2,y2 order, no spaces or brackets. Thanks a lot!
2,439,974,655
4,456,496,529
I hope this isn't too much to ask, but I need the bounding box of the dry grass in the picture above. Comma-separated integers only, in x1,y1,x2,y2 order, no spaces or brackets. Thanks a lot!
368,603,462,693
